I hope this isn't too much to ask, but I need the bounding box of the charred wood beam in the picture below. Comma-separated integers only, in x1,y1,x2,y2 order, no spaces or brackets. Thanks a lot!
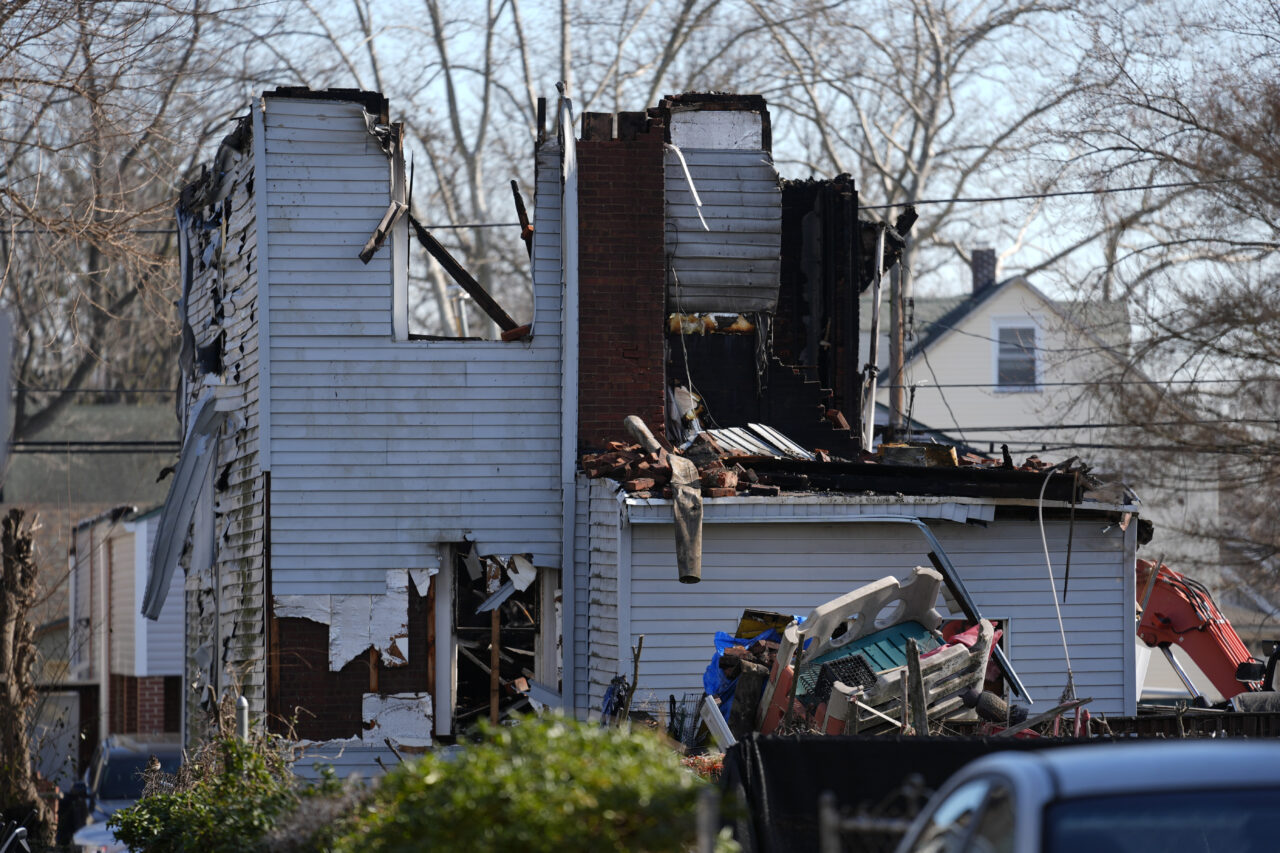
511,180,533,258
744,457,1085,503
408,213,519,332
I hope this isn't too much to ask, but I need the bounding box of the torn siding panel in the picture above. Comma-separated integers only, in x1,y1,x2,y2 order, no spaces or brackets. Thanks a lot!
265,103,563,599
137,515,184,676
620,518,1131,715
664,148,781,313
362,692,432,748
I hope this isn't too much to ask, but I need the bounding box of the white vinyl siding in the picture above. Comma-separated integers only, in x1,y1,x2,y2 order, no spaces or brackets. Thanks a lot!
136,516,184,676
617,514,1134,716
585,478,621,711
263,98,564,595
177,135,267,730
109,530,135,675
572,476,592,716
664,148,781,313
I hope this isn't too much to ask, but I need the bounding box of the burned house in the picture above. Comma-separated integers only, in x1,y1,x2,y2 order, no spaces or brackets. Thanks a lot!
145,87,1142,769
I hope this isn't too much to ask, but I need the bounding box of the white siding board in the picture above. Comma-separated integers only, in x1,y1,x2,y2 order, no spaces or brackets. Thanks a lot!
109,530,136,675
617,517,1132,715
140,516,184,676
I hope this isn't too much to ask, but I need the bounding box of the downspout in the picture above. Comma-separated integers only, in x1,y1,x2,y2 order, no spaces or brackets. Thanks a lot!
94,526,108,741
558,87,579,715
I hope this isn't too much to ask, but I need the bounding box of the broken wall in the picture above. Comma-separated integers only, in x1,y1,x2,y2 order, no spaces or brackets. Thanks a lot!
175,126,267,742
252,92,565,745
262,93,564,596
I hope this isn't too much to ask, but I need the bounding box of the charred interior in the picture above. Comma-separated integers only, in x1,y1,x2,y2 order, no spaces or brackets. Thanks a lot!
451,548,542,729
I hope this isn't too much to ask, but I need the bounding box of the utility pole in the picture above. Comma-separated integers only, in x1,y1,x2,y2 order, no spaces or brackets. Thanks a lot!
889,263,903,442
888,236,911,441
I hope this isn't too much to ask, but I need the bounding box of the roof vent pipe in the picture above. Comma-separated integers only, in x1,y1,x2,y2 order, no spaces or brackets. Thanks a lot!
970,247,997,293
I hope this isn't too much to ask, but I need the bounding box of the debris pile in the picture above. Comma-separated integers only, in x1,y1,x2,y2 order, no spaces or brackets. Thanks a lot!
581,425,1094,503
697,569,1033,747
580,434,785,498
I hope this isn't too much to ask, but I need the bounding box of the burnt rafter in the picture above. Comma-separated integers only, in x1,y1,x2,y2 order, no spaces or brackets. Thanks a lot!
409,214,520,333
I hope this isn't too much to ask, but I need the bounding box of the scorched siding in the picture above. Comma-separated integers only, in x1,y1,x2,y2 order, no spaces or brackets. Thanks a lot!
264,98,564,596
622,516,1134,715
176,135,266,735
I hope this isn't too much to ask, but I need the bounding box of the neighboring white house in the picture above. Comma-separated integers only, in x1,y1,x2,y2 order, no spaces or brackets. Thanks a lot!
866,256,1220,577
68,506,182,741
146,88,1146,774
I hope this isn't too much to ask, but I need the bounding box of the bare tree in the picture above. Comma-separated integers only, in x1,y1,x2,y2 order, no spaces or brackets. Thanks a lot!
0,508,52,845
743,0,1110,287
1055,0,1280,586
0,1,238,442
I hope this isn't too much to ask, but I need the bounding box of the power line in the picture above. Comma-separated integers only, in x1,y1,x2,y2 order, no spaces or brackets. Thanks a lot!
16,387,175,394
989,441,1270,456
12,441,178,453
0,221,520,235
945,418,1280,433
885,377,1280,390
860,176,1264,211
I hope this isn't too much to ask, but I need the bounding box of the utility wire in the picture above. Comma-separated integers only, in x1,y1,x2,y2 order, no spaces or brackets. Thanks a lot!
2,175,1263,235
16,387,175,394
0,221,521,235
937,418,1280,432
884,377,1280,390
859,176,1264,210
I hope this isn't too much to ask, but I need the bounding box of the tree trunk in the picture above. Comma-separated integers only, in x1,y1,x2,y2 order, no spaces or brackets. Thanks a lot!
0,509,52,845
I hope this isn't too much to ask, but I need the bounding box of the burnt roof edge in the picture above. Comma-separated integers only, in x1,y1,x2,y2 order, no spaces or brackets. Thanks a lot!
265,86,389,123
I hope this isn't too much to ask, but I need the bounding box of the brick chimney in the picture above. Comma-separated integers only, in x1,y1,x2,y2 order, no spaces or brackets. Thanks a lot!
970,247,998,293
575,111,668,451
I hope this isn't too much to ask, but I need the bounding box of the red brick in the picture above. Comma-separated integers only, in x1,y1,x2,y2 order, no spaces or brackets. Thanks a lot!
577,127,667,452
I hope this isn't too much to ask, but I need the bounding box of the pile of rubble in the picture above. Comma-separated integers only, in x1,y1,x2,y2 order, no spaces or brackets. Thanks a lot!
581,430,1070,498
580,434,789,498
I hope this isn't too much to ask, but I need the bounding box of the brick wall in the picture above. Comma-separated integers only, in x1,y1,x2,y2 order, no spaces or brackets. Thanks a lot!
136,676,167,735
109,673,179,735
108,674,136,734
576,116,668,451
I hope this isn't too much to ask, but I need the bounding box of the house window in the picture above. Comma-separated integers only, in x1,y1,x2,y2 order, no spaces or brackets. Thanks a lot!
995,325,1037,390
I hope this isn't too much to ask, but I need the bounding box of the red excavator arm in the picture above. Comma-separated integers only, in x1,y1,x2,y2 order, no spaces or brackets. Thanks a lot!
1136,559,1261,700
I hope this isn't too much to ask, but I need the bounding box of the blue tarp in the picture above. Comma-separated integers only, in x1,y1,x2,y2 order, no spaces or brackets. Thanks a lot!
704,628,784,720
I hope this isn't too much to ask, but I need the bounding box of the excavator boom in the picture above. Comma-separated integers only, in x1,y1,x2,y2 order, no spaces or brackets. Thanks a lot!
1136,559,1260,701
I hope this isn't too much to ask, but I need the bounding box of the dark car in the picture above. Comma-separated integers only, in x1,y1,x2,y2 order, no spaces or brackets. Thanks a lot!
80,737,182,825
894,741,1280,853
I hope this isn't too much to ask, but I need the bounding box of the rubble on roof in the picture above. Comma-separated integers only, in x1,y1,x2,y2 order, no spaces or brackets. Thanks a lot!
581,421,1105,505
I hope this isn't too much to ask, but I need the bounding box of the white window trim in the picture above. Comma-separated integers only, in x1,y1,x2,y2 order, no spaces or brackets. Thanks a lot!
990,315,1042,393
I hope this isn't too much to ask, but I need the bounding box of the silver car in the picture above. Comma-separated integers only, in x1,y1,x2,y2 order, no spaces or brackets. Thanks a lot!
894,741,1280,853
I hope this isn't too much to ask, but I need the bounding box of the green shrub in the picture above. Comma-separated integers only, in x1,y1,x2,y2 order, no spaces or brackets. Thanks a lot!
334,715,704,853
109,734,338,853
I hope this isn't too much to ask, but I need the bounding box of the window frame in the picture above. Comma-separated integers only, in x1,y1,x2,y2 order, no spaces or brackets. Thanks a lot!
990,316,1042,393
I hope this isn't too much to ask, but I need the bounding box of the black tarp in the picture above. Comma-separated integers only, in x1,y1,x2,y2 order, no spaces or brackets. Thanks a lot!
719,733,1074,853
